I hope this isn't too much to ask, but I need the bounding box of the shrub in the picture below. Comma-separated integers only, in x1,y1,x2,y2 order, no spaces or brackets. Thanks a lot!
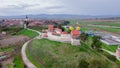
88,59,106,68
78,59,89,68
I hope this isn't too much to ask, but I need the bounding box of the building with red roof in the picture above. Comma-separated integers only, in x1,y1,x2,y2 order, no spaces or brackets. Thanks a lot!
71,30,80,39
48,25,54,32
43,33,48,37
55,28,62,34
61,32,68,34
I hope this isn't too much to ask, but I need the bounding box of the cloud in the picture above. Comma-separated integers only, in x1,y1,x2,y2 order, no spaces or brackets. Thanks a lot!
0,0,120,16
44,6,64,10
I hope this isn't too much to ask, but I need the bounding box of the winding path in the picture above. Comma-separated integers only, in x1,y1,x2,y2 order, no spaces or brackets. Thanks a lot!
21,28,41,68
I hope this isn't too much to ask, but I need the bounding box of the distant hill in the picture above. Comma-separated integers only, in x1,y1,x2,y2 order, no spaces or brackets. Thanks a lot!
0,14,120,20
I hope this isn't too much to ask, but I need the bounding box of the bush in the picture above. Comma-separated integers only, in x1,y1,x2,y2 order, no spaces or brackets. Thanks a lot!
78,59,89,68
0,63,2,68
88,59,106,68
104,52,117,61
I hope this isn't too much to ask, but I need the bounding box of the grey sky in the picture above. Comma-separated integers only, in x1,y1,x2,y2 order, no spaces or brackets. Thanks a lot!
0,0,120,16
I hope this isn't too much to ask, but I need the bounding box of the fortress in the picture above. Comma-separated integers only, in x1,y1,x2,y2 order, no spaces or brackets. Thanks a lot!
42,25,81,46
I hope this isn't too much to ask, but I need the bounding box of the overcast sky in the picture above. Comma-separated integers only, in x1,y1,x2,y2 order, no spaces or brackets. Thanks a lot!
0,0,120,16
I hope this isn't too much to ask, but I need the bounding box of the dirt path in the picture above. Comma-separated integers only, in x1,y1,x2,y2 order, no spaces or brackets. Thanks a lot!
21,28,41,68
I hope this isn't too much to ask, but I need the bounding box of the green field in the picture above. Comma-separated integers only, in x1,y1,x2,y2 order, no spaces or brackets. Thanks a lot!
69,20,120,34
26,39,119,68
16,29,39,38
83,26,120,34
70,20,120,27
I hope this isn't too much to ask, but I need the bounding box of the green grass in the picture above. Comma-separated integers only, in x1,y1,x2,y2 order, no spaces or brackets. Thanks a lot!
7,64,10,68
13,55,24,68
16,29,39,38
70,20,120,27
0,46,14,52
102,43,118,52
26,39,119,68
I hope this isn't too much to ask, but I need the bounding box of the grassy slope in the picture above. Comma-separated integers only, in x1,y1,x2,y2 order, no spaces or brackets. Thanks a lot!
13,55,24,68
16,29,39,38
26,39,119,68
13,29,38,68
102,44,118,52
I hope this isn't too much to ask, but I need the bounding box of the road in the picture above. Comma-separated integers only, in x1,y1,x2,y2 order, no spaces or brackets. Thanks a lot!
21,28,41,68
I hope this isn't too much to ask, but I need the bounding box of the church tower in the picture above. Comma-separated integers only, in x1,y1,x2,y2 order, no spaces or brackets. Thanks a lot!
24,16,29,28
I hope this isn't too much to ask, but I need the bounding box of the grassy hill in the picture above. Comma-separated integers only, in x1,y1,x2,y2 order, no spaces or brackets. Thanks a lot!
26,39,119,68
16,29,39,38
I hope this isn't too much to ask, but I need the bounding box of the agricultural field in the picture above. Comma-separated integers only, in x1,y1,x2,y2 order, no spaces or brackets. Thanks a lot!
70,20,120,27
0,28,37,68
69,20,120,34
26,39,120,68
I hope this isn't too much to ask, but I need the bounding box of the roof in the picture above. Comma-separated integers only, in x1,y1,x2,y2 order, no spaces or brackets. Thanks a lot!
61,32,68,34
55,28,62,32
43,34,48,37
48,25,54,28
71,30,80,35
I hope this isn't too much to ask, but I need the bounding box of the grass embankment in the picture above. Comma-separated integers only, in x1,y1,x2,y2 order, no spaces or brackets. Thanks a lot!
102,44,118,52
16,29,39,38
13,55,24,68
88,37,118,52
26,39,119,68
11,28,38,68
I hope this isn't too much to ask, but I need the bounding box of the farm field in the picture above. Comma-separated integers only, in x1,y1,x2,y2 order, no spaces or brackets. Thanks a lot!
70,20,120,27
26,39,120,68
69,20,120,34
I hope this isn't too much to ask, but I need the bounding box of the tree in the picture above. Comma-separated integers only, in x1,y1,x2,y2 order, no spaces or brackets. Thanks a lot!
78,59,89,68
69,26,74,31
0,26,2,32
56,24,65,31
80,33,89,42
63,21,70,25
0,63,2,68
91,36,102,50
88,59,106,68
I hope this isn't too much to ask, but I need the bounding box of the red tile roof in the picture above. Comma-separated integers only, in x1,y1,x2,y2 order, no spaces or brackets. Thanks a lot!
61,32,68,34
71,30,80,35
48,25,54,28
43,34,48,37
